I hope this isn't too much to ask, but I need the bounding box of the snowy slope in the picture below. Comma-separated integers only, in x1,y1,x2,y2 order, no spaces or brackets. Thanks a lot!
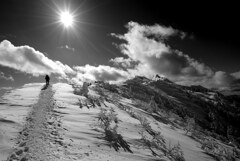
51,83,215,161
1,79,239,161
0,83,42,160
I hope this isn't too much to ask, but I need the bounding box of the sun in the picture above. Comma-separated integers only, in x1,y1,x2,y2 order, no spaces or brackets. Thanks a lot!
60,11,74,28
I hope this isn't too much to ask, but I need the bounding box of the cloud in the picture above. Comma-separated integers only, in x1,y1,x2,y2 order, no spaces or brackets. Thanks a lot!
231,71,240,79
109,57,137,69
111,21,239,88
70,21,198,85
210,71,235,88
0,71,14,81
0,23,239,89
0,86,13,90
58,45,75,52
72,64,130,83
177,71,235,89
0,40,128,84
0,40,74,77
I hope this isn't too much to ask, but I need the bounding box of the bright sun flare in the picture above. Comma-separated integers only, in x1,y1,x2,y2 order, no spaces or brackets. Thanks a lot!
60,11,73,28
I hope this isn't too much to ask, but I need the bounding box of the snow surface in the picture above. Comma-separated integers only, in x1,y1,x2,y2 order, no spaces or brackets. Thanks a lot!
1,82,216,161
53,83,154,160
52,83,214,161
0,83,42,160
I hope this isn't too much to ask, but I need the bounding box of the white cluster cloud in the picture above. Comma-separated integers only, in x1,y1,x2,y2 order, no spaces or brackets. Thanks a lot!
0,40,129,84
72,64,130,83
231,71,240,79
0,71,14,81
112,22,211,81
211,71,235,88
0,40,74,77
109,57,136,69
111,21,239,88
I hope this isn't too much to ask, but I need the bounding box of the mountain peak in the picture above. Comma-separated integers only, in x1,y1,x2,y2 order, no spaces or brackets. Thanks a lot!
153,74,173,83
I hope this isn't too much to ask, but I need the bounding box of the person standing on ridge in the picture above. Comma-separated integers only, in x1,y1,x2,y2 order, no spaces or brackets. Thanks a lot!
45,74,50,85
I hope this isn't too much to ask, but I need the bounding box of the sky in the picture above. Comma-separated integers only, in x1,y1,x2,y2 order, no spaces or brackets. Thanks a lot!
0,0,240,90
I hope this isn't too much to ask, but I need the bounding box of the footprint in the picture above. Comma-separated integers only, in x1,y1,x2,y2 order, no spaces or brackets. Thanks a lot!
55,140,64,146
47,121,54,125
24,147,29,152
9,153,18,160
19,142,26,147
16,149,23,156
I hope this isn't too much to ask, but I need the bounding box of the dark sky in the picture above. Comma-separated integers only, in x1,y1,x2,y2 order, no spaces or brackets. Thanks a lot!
0,0,239,87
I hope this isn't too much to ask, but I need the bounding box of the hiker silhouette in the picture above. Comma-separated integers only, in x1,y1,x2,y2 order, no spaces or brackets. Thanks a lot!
42,75,50,90
45,75,50,85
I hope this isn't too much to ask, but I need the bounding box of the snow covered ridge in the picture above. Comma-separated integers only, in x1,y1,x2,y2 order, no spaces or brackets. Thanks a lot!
153,74,173,84
88,76,240,147
123,76,240,140
68,77,240,161
1,80,240,161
